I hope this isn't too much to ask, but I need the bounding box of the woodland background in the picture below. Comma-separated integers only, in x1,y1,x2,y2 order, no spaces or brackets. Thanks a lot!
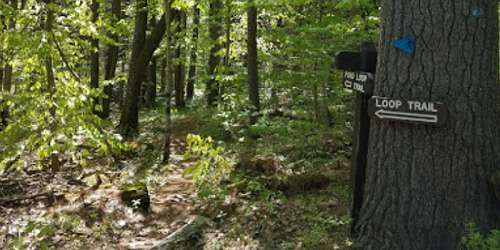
1,0,492,249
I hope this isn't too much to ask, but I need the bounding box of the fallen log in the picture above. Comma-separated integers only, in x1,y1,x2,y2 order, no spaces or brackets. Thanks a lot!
151,216,210,250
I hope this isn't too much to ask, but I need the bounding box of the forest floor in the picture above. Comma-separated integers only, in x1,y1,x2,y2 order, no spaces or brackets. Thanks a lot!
0,101,354,249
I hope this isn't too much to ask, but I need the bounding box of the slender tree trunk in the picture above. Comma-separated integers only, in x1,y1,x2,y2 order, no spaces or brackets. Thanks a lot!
160,57,167,95
247,0,259,124
3,66,12,95
102,0,122,118
186,2,199,102
162,0,174,162
117,51,126,108
174,10,186,108
206,0,223,106
145,57,157,107
0,56,4,92
44,0,59,170
0,3,7,129
90,0,100,115
0,11,3,91
218,0,232,103
2,0,17,94
355,1,500,249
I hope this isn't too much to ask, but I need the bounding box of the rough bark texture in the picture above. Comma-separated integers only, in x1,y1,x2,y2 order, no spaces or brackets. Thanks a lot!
90,0,100,115
247,0,259,124
186,2,199,102
206,0,223,106
102,0,122,118
355,1,500,249
119,0,166,137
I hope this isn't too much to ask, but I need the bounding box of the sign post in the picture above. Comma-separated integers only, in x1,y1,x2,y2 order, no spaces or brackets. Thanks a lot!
335,42,377,237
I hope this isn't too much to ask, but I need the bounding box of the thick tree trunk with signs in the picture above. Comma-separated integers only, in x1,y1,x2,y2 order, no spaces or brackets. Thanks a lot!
355,1,500,249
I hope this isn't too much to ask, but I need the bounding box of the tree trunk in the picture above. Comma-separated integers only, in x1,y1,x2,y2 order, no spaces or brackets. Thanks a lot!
0,56,3,92
223,0,231,69
160,57,167,95
44,0,59,170
355,1,500,249
206,0,223,106
145,57,157,107
119,0,166,137
2,0,17,94
120,0,147,136
246,0,259,124
186,1,200,102
102,0,122,118
174,10,186,108
162,0,174,162
90,0,100,115
117,51,126,108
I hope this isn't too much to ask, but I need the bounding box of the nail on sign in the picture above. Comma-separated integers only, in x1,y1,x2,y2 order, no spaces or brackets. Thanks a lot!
368,96,447,126
343,72,374,95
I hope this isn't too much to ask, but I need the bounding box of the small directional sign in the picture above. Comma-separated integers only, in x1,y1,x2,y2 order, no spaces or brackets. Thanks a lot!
335,51,361,71
343,71,374,95
369,96,447,126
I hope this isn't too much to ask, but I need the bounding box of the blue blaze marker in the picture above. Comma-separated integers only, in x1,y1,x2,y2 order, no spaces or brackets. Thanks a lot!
392,35,416,54
472,8,482,17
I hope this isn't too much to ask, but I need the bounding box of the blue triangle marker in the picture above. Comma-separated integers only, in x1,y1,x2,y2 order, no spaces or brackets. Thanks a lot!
392,35,416,54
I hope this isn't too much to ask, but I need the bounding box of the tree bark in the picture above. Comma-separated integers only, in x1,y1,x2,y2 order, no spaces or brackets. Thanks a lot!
355,1,500,249
145,57,157,107
119,0,147,136
206,0,223,106
102,0,122,118
223,0,231,69
247,0,259,124
44,0,59,170
90,0,100,115
186,1,200,102
162,0,174,162
2,0,17,95
173,10,186,108
160,57,167,95
119,0,166,137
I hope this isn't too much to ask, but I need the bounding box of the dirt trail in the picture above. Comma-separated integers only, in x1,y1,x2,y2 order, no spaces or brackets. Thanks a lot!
0,117,203,250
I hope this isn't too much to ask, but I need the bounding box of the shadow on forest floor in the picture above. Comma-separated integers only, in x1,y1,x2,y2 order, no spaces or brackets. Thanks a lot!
0,105,354,249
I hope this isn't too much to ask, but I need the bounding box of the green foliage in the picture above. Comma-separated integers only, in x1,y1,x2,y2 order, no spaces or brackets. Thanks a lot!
463,224,500,250
183,134,233,198
0,1,127,171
